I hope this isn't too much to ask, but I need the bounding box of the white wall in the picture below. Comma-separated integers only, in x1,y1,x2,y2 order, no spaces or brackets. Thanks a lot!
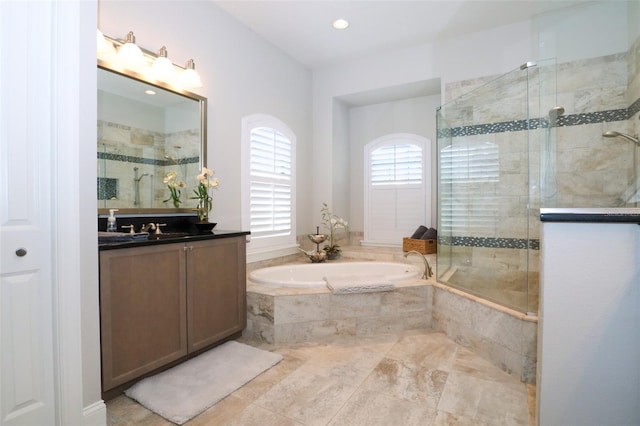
313,18,537,235
348,95,440,231
538,219,640,424
535,1,628,63
99,0,313,231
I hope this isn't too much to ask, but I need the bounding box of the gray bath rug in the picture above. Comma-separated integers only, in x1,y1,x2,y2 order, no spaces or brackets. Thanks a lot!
124,340,283,424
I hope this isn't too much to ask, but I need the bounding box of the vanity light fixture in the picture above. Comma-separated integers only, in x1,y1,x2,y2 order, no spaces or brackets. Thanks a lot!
117,31,145,69
332,18,350,30
98,30,205,90
181,59,203,88
151,46,174,82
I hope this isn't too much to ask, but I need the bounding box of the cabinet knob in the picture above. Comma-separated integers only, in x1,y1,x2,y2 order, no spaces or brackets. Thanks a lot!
15,248,27,257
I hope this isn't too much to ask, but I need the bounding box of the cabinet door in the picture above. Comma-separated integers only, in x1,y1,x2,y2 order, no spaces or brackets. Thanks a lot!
186,237,246,353
100,244,187,391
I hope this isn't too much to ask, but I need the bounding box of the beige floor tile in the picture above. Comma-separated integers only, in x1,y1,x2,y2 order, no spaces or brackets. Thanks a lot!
232,353,306,401
253,368,359,426
451,345,518,383
433,410,493,426
107,395,172,426
107,330,534,426
437,372,528,425
328,388,438,426
385,330,459,371
298,343,386,382
186,395,302,426
360,356,448,409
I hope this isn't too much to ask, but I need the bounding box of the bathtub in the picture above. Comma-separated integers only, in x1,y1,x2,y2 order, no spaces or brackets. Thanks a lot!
248,261,422,288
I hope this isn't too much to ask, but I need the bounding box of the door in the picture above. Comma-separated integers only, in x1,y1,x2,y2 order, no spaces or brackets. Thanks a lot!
0,2,56,424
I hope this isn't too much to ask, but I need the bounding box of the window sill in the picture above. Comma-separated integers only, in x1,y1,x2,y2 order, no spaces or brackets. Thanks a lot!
246,243,299,263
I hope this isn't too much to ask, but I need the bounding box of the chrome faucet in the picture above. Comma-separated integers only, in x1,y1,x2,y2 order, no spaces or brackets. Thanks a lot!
404,250,433,279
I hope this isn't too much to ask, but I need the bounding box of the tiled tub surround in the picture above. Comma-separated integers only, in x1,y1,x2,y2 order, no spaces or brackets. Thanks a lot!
97,120,200,209
245,246,538,383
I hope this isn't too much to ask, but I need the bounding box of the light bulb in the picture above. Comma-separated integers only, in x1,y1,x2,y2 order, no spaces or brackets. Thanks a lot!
181,59,202,88
97,29,118,63
152,46,174,82
118,31,144,69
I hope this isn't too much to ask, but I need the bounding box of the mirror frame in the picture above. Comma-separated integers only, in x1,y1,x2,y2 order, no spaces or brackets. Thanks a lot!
97,59,207,216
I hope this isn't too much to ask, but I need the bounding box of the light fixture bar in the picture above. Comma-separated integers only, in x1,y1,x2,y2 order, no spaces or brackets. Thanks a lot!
98,31,205,89
101,33,192,71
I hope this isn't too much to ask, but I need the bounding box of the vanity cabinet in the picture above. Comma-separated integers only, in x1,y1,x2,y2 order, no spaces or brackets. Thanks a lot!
99,234,247,395
186,238,246,353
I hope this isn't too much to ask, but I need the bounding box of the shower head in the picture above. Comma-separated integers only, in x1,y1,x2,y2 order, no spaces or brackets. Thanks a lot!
549,106,565,118
602,131,640,146
547,106,565,128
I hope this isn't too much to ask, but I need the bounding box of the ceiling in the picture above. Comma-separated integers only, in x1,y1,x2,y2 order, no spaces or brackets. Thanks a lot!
213,0,591,70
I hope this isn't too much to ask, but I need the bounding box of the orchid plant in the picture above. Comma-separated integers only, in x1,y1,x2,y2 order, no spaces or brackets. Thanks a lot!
191,167,219,222
163,171,185,208
320,202,349,259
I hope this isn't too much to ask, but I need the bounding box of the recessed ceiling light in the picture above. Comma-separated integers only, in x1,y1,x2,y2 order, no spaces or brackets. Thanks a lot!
332,18,349,30
145,89,157,96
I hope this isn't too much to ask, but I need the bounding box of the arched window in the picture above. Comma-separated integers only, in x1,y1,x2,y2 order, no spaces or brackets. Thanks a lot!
364,133,431,245
241,114,296,255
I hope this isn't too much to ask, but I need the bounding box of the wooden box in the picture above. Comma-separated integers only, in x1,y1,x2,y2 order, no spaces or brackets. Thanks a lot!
402,237,437,254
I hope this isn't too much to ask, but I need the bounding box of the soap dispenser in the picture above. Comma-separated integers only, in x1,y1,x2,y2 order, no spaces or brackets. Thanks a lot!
106,209,119,232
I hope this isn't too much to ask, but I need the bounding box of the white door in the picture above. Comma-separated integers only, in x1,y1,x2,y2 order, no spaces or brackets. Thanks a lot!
0,1,56,424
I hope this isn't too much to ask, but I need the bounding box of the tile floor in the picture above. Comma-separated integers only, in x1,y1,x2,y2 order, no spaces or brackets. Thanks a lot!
107,329,536,425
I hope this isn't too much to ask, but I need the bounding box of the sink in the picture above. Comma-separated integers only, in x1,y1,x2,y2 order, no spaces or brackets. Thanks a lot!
147,232,190,240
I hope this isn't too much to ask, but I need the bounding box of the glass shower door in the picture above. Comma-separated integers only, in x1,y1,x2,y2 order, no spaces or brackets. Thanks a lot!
436,63,539,313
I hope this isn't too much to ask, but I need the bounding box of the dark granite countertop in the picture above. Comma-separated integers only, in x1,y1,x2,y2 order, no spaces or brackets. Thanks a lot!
540,208,640,223
98,229,250,250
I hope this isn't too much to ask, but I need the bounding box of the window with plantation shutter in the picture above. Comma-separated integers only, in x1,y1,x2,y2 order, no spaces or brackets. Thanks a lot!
371,144,423,186
242,115,296,255
364,134,431,246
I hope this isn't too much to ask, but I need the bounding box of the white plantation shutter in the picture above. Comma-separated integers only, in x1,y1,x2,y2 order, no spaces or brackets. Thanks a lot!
440,141,499,233
371,144,423,185
250,127,292,237
364,134,431,246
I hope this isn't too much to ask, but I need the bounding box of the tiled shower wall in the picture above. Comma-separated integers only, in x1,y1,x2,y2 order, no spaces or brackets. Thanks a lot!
97,120,200,209
440,38,639,312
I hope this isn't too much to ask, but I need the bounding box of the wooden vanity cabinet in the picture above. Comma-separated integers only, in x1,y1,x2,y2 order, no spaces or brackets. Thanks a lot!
99,235,247,394
186,237,246,353
99,243,188,392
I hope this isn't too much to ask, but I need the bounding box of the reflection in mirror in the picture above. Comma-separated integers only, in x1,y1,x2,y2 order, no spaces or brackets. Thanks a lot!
97,65,206,213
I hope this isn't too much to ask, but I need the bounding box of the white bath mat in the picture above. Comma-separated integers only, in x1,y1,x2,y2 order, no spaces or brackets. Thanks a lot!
124,340,283,424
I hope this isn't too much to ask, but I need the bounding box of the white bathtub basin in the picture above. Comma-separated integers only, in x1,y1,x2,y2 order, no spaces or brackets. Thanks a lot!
249,261,422,288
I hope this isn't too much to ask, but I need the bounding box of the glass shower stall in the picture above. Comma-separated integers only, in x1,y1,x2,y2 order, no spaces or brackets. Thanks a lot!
437,35,639,315
436,60,557,314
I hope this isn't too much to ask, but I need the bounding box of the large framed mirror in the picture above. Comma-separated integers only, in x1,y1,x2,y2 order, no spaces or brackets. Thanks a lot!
97,61,207,215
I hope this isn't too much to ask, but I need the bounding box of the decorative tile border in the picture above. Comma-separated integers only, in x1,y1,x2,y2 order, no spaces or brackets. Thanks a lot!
439,236,540,250
97,152,199,166
439,98,639,139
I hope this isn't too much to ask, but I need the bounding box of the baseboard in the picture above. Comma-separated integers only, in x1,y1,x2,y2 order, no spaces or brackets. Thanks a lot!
82,400,107,426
